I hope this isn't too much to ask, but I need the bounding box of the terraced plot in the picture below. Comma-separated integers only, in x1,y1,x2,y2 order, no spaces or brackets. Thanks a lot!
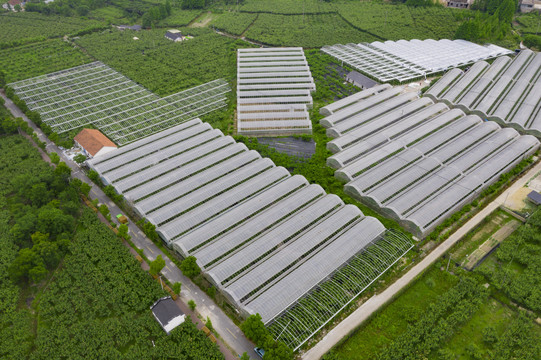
8,62,230,145
320,86,540,237
88,118,412,350
426,49,541,137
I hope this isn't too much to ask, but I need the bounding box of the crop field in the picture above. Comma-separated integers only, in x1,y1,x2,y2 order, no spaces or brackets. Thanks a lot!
75,27,248,95
337,2,464,41
9,62,230,145
214,1,463,44
244,13,377,48
515,13,541,34
0,12,105,47
239,0,335,14
157,8,203,27
0,39,92,83
87,6,131,23
211,11,258,36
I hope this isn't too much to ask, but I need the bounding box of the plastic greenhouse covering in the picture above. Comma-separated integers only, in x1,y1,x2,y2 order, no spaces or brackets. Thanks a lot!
236,48,316,136
320,87,540,237
425,49,541,136
322,39,512,83
88,118,412,350
8,62,230,145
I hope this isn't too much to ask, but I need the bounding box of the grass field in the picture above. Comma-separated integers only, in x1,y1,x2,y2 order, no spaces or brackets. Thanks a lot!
450,209,517,264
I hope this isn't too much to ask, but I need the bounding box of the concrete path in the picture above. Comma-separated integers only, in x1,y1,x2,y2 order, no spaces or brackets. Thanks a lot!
1,90,258,360
303,160,541,360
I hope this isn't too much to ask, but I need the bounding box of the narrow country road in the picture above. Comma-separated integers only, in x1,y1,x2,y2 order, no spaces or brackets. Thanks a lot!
1,90,258,360
303,159,541,360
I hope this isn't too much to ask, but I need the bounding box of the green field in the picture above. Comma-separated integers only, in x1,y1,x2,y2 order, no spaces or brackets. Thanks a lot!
0,12,105,47
211,11,258,36
325,209,541,360
0,39,92,83
515,12,541,34
337,2,464,41
211,0,464,44
157,8,203,26
243,13,377,47
75,27,248,95
239,0,336,14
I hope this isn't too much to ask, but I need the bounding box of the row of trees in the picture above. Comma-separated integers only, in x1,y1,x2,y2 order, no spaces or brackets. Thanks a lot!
142,0,172,28
477,209,541,312
241,314,293,360
454,0,517,42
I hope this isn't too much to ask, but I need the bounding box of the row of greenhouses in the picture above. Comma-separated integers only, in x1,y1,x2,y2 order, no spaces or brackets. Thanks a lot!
320,87,540,237
87,118,412,350
237,48,315,136
8,61,230,145
322,39,512,83
426,49,541,137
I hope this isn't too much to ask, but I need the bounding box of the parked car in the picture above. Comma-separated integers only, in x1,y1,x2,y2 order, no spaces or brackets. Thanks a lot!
254,347,265,358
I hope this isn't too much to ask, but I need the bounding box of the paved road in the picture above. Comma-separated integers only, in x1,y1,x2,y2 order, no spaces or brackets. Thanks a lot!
1,91,258,360
303,160,541,360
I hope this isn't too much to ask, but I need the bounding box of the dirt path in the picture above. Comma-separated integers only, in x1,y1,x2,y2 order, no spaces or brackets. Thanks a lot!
189,12,215,28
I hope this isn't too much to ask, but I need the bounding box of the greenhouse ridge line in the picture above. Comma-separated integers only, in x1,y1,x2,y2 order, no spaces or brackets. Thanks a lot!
87,116,413,349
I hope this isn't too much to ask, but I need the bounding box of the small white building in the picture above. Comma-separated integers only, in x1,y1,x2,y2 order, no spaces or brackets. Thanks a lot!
521,0,541,12
74,128,117,159
165,29,185,42
150,297,185,334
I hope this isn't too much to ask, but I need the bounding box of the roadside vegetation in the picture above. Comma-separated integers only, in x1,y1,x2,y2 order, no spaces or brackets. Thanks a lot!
0,116,223,358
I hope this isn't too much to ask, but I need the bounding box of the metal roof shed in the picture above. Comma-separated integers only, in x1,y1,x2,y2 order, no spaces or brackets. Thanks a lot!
150,296,185,334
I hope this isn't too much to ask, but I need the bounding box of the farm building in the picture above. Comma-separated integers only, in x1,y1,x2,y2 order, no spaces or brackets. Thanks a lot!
446,0,473,9
527,190,541,205
425,49,541,137
319,86,540,237
346,71,379,89
236,48,316,136
322,39,512,83
74,128,117,158
150,297,185,334
88,118,412,350
520,0,541,12
165,29,185,42
3,0,23,10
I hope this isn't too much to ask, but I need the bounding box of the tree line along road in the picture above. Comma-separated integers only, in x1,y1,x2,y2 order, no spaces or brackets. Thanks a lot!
0,90,258,360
